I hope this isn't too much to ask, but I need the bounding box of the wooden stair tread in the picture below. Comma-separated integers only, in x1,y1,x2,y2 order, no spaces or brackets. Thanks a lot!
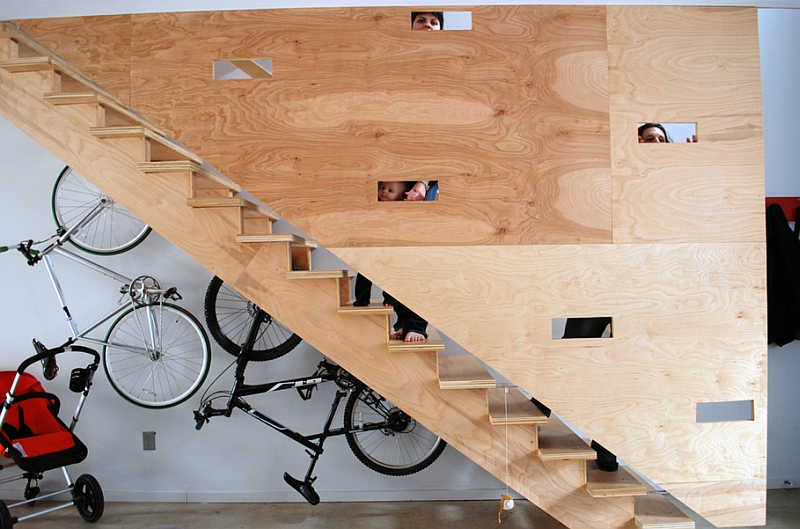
634,495,696,529
138,161,240,193
287,269,353,279
45,90,165,131
536,415,596,461
236,233,316,246
586,462,648,497
1,22,119,103
437,352,496,389
487,386,548,425
187,197,278,221
338,301,394,315
0,56,53,72
389,329,446,353
91,126,202,164
43,91,101,105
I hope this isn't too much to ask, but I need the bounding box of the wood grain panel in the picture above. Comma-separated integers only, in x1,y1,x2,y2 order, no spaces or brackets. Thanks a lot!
124,6,611,247
607,7,764,244
15,16,132,104
334,241,766,524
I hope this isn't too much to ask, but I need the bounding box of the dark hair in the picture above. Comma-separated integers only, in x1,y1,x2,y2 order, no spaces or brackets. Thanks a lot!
411,11,444,29
637,123,670,142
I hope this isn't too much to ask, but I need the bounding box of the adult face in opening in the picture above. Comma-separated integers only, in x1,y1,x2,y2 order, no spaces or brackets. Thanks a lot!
413,13,441,31
638,126,668,143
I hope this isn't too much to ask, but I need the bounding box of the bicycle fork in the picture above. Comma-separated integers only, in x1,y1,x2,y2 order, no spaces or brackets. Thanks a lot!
282,387,349,506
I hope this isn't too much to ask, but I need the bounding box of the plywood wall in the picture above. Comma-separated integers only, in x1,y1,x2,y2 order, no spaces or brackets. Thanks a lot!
14,6,766,527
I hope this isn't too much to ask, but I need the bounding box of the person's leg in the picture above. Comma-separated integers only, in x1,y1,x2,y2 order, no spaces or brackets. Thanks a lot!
392,302,427,342
562,317,611,339
354,273,372,306
591,440,619,472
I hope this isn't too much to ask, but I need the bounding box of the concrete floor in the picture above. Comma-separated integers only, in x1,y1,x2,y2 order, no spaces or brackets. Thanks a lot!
4,489,798,529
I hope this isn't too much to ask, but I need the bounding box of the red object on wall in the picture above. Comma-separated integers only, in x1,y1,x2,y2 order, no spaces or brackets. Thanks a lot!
766,197,800,221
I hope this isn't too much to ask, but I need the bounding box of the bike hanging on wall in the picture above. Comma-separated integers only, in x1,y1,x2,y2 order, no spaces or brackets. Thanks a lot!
1,166,211,409
195,288,446,504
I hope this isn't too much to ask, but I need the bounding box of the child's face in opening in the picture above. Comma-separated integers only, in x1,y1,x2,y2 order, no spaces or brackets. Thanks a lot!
412,13,441,31
379,182,407,201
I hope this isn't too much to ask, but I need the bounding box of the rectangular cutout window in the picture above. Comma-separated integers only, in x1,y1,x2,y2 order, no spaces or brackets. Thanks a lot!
376,181,438,202
696,400,754,423
214,59,273,80
638,122,697,143
552,317,612,339
411,11,472,31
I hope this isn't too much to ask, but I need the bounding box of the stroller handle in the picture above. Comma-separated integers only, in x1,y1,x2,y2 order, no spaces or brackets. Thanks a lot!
18,342,101,375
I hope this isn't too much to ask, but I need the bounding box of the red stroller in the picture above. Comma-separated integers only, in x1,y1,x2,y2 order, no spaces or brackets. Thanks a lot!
0,341,104,527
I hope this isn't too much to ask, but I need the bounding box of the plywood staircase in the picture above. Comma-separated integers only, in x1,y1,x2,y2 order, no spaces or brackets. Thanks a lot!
0,20,699,529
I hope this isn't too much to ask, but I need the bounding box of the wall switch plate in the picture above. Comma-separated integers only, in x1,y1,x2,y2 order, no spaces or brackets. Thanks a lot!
143,431,156,451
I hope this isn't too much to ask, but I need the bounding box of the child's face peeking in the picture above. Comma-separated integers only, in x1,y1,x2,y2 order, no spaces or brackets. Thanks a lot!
379,182,407,201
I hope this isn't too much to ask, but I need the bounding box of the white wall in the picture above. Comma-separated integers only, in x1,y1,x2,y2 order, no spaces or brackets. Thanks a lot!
0,2,799,501
759,7,800,489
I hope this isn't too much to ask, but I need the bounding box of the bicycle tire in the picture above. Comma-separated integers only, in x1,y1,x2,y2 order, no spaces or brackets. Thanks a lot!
52,166,151,255
204,275,302,361
344,386,446,476
103,302,211,408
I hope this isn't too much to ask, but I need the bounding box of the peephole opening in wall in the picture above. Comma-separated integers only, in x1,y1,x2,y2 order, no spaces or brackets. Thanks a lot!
213,59,273,80
377,181,439,202
551,317,613,339
411,11,472,31
637,122,697,143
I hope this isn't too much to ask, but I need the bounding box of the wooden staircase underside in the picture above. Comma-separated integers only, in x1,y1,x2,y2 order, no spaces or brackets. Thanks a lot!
0,23,643,529
1,6,768,527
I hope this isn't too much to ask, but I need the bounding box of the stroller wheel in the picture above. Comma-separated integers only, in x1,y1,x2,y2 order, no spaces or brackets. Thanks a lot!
0,500,12,529
73,474,104,523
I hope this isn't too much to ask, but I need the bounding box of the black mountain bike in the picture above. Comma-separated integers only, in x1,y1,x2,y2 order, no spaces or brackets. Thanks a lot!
194,301,446,504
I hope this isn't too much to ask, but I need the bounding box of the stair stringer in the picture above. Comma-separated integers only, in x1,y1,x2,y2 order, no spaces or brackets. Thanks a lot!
0,39,640,529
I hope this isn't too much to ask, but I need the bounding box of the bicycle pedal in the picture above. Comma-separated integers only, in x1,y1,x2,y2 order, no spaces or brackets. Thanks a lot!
283,472,320,505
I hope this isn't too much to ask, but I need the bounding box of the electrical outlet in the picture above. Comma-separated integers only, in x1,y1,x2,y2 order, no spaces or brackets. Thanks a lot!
143,431,156,451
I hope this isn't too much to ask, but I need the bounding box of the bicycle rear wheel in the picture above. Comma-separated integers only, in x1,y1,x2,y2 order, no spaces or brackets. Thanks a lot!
204,276,302,361
344,386,446,476
103,302,211,408
52,166,151,255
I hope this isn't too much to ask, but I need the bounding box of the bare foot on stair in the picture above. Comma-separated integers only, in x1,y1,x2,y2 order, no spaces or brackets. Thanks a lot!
403,331,426,343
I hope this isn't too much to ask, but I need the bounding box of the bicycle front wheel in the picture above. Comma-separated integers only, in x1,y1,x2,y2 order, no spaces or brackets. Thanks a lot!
52,166,151,255
204,276,302,361
344,386,446,476
103,303,211,408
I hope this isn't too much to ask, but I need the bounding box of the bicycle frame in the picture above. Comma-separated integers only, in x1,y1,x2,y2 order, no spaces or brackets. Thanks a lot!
41,246,135,347
1,194,214,408
27,233,178,365
194,308,398,504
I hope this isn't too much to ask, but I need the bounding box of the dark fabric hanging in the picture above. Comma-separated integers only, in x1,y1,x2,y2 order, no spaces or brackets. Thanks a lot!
766,204,800,346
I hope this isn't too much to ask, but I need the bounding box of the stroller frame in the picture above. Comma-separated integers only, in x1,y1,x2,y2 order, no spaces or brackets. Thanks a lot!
0,342,104,527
